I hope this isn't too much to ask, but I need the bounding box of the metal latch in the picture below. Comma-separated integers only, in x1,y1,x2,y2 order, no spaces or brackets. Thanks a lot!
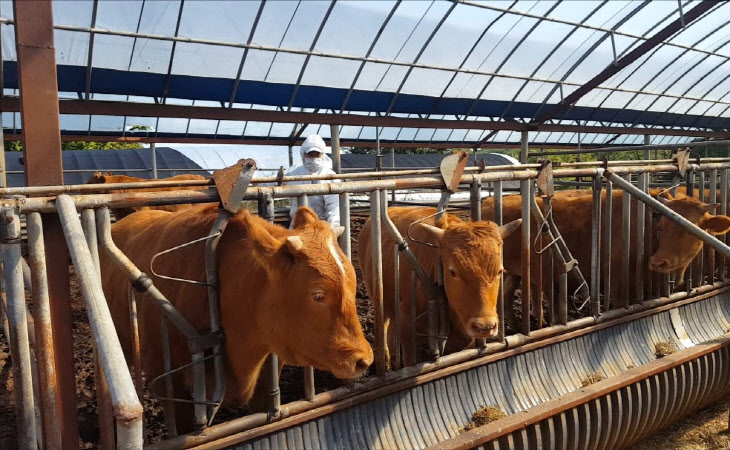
188,329,226,354
536,160,554,198
213,159,258,214
440,150,470,194
674,147,691,178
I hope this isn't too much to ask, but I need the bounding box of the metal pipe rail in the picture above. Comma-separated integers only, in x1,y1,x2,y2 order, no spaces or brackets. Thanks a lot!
55,195,143,448
10,161,730,215
3,157,730,198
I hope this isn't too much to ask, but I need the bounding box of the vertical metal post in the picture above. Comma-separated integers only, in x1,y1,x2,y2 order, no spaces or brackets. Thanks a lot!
370,190,387,375
494,181,505,341
686,171,695,292
696,171,706,288
14,1,78,445
470,179,487,347
295,194,317,394
257,194,286,408
621,174,632,307
635,172,647,303
27,212,62,449
519,130,529,163
590,175,602,317
519,132,530,335
410,271,418,364
721,169,728,281
393,244,401,370
83,210,114,448
603,179,613,311
3,208,37,450
708,169,717,284
330,125,351,259
532,182,543,330
390,147,396,203
520,179,531,335
160,316,177,437
128,290,143,400
288,145,294,168
151,142,158,179
470,180,482,222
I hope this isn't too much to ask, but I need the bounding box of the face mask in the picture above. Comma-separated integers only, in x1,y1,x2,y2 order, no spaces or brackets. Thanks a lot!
304,156,324,173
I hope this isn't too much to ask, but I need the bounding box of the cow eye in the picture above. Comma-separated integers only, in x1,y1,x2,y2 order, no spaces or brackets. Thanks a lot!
449,268,457,279
312,292,325,303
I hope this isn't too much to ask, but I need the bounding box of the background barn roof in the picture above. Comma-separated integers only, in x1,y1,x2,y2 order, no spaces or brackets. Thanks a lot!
2,147,518,187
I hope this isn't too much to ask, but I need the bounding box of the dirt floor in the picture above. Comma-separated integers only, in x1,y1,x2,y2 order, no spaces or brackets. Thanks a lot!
630,397,730,450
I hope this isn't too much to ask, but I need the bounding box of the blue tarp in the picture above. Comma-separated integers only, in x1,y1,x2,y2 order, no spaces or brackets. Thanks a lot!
4,62,726,131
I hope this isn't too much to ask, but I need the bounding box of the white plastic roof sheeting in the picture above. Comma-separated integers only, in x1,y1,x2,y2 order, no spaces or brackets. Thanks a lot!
1,1,728,146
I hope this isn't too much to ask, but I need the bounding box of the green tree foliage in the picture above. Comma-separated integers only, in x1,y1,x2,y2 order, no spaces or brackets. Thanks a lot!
347,146,451,154
4,140,143,152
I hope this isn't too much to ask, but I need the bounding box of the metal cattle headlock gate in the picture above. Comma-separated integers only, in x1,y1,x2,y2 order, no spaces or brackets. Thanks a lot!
4,154,730,449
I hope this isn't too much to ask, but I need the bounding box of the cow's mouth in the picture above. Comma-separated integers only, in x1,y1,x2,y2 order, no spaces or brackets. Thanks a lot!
649,256,678,273
467,317,499,338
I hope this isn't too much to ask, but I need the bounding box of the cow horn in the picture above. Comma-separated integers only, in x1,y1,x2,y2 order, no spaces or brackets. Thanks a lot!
418,223,445,242
332,225,345,237
285,235,304,252
657,195,670,205
498,218,522,238
702,203,721,212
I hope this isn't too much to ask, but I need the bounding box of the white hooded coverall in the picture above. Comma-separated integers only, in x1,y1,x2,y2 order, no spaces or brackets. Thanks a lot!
286,134,340,228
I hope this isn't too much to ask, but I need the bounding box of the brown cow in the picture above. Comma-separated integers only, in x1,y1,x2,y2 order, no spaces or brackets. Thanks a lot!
482,189,730,326
87,171,211,219
651,192,730,276
101,205,372,432
358,207,521,366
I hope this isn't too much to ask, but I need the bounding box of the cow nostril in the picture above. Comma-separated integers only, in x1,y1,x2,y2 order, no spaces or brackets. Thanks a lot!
355,358,371,373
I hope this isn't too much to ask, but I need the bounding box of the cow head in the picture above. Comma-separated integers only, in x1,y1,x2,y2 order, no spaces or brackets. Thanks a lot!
242,207,373,379
87,171,113,184
416,216,521,339
649,194,730,274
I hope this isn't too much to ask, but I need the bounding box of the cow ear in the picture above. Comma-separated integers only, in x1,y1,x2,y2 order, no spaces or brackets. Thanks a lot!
497,218,522,239
416,223,445,245
701,203,721,212
291,206,319,229
241,211,284,261
700,215,730,235
657,191,673,204
105,171,112,176
331,225,345,237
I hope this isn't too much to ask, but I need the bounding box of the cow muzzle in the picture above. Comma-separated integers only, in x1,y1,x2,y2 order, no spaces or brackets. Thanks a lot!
649,256,673,273
468,317,499,338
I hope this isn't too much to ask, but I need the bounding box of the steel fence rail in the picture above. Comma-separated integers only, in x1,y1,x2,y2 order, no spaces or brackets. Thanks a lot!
55,195,143,448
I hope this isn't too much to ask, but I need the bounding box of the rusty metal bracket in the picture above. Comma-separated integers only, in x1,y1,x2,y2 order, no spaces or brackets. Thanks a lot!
674,147,691,178
440,151,469,193
188,329,225,354
0,208,21,244
213,159,257,213
477,157,487,173
536,160,554,198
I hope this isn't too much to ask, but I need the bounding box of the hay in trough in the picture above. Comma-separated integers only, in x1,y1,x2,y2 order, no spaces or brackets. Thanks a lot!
581,371,605,387
460,406,506,433
655,341,677,359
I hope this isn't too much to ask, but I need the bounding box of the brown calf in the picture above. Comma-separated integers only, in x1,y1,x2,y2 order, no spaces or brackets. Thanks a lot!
358,206,520,367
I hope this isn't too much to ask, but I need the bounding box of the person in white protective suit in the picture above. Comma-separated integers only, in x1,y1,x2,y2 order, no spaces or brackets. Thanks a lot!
285,134,341,229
